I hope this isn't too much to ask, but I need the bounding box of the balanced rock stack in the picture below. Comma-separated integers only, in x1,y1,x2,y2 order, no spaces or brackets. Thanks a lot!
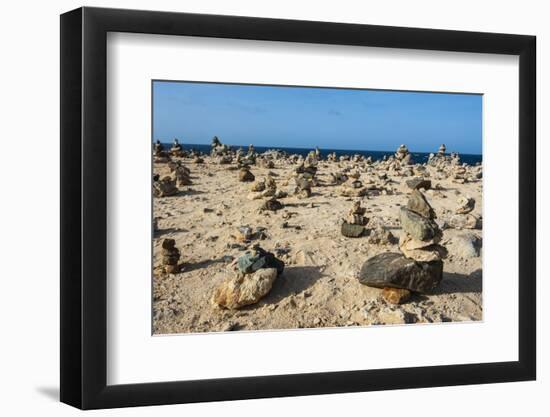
448,195,481,229
358,189,446,303
341,200,368,238
294,174,313,198
161,238,181,274
154,140,165,157
395,144,413,165
398,189,447,262
153,175,178,197
340,170,367,197
168,161,192,186
238,165,255,182
170,138,184,157
259,176,284,211
211,245,285,309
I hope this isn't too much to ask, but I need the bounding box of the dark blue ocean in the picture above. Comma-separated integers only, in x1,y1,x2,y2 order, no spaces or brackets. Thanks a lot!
162,143,482,166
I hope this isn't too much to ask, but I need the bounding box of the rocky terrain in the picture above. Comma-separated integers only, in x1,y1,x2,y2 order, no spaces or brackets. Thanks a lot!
152,140,483,334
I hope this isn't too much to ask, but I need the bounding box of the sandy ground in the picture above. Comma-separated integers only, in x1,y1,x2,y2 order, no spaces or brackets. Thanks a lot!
152,155,482,334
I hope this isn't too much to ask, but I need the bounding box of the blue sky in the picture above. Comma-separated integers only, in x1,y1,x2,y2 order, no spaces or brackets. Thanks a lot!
153,81,482,154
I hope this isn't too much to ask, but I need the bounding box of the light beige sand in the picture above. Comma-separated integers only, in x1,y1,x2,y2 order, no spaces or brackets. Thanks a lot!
153,156,482,334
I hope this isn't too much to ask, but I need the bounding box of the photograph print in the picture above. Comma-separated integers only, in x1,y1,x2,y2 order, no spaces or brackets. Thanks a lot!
152,81,483,335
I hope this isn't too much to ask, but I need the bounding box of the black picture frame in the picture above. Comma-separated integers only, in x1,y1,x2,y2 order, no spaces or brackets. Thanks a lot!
60,6,536,410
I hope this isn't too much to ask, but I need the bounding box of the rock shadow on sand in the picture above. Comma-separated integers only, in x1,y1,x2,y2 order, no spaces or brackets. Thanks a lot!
257,265,325,306
431,269,482,295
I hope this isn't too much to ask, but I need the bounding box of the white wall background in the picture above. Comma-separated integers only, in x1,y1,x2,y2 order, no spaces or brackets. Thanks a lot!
0,0,546,415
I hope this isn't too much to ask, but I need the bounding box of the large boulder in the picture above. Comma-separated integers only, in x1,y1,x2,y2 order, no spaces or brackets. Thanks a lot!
211,268,278,309
358,252,443,293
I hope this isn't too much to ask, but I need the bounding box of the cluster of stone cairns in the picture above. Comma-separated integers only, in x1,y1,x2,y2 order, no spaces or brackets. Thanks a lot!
340,168,369,197
339,200,397,243
212,138,233,164
161,238,181,274
247,175,287,212
326,152,337,162
358,189,446,304
211,244,285,309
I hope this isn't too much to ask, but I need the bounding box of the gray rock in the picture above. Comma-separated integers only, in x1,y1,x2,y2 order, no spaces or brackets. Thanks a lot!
358,252,443,293
341,222,365,238
406,178,432,190
261,198,283,211
452,233,482,258
237,247,285,275
367,225,397,245
448,213,481,230
399,207,440,241
407,189,435,219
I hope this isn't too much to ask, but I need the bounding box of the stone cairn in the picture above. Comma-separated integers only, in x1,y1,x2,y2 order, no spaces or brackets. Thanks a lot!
170,138,184,157
340,169,367,197
341,200,368,238
358,189,446,304
209,135,233,164
258,176,283,211
448,195,481,230
153,140,170,162
154,140,165,157
211,244,285,309
161,238,181,274
238,165,255,182
294,174,313,198
427,144,461,173
398,189,447,262
168,160,192,186
153,175,178,197
395,144,413,165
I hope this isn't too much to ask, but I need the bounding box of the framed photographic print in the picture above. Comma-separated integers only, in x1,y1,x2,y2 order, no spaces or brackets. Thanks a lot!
60,6,536,409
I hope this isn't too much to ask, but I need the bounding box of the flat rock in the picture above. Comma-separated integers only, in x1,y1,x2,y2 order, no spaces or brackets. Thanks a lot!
358,252,443,293
400,243,447,262
341,222,365,238
211,268,278,309
405,178,432,190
